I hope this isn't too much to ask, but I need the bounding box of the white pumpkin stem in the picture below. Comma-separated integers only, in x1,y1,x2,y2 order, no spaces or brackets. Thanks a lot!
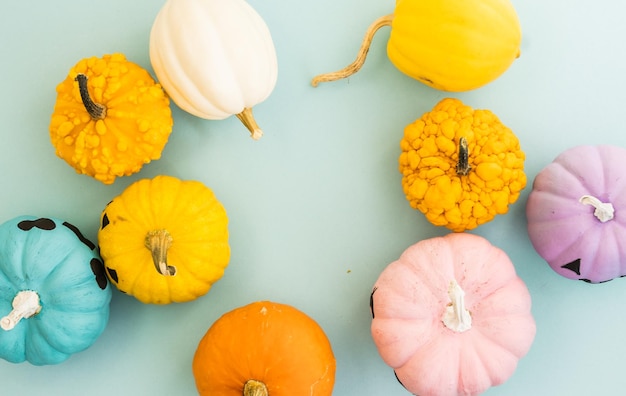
1,290,42,331
311,14,394,87
579,195,615,222
243,379,268,396
442,279,472,333
145,229,176,276
236,108,263,140
75,73,107,120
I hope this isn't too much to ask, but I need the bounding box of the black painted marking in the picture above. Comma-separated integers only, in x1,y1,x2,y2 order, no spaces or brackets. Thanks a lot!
90,258,108,290
581,278,613,284
370,287,377,319
18,218,56,231
101,213,110,229
62,222,96,250
106,267,119,283
394,371,408,391
561,259,581,275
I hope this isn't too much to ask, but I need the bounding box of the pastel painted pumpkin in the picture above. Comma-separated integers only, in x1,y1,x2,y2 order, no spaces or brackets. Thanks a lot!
49,53,173,184
0,216,111,365
192,301,336,396
312,0,521,92
97,175,230,304
526,145,626,283
399,98,526,232
370,233,535,396
149,0,278,140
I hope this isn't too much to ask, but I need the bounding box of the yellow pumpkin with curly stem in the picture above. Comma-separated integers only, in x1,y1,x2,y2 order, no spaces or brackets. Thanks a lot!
399,98,526,232
97,175,230,304
49,53,173,184
312,0,521,92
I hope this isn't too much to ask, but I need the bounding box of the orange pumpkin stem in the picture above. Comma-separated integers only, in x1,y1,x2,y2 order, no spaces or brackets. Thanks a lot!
243,379,268,396
75,73,107,120
311,14,394,87
145,229,176,276
236,107,263,140
456,137,471,176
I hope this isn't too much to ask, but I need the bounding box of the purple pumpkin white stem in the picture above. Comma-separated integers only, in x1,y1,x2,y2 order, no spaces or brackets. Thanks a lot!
442,279,472,332
579,195,614,223
0,290,42,331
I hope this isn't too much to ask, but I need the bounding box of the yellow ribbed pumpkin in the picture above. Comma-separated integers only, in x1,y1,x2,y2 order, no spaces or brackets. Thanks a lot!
312,0,521,92
97,175,230,304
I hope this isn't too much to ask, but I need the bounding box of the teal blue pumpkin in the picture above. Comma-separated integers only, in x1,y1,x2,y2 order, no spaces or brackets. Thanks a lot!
0,216,111,365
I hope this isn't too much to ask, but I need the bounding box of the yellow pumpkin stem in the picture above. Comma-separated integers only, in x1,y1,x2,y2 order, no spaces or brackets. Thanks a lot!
243,380,268,396
311,14,394,87
145,229,176,276
456,137,471,176
236,107,263,140
75,73,107,120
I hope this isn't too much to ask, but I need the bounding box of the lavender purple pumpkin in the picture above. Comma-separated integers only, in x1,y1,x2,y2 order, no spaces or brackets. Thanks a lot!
526,145,626,283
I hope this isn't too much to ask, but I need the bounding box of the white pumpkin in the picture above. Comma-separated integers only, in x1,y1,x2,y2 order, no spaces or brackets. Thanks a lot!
149,0,278,139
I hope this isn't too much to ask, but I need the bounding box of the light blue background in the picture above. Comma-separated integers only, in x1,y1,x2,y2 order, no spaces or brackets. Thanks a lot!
1,0,624,395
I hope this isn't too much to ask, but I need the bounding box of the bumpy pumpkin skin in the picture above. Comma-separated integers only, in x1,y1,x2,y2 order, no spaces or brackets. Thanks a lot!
371,233,536,396
526,145,626,283
399,98,526,232
97,175,230,304
388,0,521,91
193,301,336,396
49,53,173,184
0,216,111,365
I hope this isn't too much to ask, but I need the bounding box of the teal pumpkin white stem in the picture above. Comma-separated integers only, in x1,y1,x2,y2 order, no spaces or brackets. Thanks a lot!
579,195,615,222
1,290,42,331
442,279,472,332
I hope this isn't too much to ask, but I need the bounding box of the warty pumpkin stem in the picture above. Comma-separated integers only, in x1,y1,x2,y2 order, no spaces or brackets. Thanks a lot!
442,280,472,333
145,229,176,276
236,107,263,140
1,290,42,331
456,137,471,176
311,14,394,87
579,195,615,223
75,73,107,120
243,379,269,396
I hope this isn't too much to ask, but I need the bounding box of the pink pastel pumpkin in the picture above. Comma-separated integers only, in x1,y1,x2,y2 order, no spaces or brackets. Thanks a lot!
370,233,535,396
526,145,626,283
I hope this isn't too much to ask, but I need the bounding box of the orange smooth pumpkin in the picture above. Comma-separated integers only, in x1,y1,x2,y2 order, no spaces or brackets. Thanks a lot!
192,301,336,396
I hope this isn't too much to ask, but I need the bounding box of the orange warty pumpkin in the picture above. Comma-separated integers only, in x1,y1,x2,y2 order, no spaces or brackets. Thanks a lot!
192,301,336,396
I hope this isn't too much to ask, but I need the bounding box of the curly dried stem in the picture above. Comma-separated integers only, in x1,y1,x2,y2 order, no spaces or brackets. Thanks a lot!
311,14,394,87
75,73,107,120
145,229,176,276
243,380,268,396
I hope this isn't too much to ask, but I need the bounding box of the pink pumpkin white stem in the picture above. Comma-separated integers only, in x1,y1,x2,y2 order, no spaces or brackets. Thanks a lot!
371,233,535,396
